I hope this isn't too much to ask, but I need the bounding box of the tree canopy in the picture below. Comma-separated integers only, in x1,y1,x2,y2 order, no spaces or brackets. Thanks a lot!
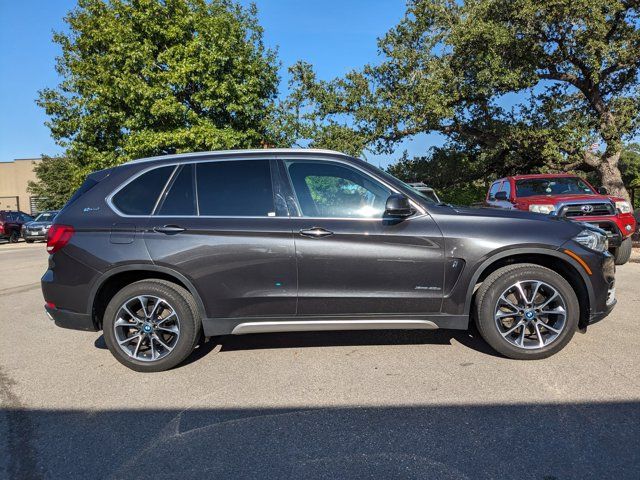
287,0,640,200
34,0,283,205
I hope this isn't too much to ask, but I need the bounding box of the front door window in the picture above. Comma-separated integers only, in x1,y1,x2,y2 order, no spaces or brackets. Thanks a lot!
285,161,391,218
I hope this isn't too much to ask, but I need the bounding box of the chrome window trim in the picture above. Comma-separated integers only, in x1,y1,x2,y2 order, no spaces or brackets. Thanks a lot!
106,154,427,219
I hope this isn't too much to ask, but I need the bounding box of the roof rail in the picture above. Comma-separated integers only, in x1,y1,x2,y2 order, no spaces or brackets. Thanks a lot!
123,148,350,165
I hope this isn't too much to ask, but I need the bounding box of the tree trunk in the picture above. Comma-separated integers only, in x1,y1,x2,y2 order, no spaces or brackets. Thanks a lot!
597,150,630,201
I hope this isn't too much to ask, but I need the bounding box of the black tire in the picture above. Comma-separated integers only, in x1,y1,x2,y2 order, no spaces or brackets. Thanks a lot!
25,239,35,244
103,279,201,372
9,231,19,243
474,263,579,360
612,237,632,265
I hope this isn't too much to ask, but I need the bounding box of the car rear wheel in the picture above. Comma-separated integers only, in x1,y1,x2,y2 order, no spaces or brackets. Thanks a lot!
25,239,35,244
103,279,201,372
9,231,19,243
474,264,579,360
612,237,632,265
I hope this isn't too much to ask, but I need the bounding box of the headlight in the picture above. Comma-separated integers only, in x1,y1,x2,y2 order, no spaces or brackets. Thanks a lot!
573,229,608,252
529,204,556,214
615,201,632,214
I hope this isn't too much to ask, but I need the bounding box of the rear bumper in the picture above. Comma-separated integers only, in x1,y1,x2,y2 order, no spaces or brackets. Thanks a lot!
44,304,97,331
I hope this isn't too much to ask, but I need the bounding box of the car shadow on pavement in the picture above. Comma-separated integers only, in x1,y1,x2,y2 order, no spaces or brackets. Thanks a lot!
94,327,503,368
214,327,500,356
4,401,639,479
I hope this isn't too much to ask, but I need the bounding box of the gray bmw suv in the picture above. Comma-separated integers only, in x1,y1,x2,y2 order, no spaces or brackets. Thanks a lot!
42,149,616,371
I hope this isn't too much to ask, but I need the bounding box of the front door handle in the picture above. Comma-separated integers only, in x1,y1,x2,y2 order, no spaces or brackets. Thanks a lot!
299,227,334,238
153,225,186,235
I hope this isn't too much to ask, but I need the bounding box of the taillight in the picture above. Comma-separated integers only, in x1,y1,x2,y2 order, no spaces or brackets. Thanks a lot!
0,222,3,234
46,224,75,254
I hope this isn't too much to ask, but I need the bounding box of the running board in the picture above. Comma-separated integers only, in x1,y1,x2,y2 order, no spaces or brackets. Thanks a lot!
231,319,439,335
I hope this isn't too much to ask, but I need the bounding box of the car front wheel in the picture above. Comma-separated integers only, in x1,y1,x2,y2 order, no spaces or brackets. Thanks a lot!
474,263,579,360
103,279,201,372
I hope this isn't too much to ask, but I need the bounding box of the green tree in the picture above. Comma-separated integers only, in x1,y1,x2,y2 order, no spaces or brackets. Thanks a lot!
287,0,640,200
35,0,283,205
27,156,77,210
619,143,640,207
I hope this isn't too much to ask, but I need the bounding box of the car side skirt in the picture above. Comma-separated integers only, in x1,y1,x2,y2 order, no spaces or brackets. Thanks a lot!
202,314,469,337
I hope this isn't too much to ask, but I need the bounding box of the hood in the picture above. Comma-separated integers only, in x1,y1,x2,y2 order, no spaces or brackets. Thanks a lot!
26,221,53,228
516,194,613,205
450,205,563,221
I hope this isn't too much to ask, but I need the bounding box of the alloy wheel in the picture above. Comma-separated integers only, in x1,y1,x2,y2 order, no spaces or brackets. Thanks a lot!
113,295,180,362
494,280,567,350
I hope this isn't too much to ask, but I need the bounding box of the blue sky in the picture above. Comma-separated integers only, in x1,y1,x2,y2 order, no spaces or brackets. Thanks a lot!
0,0,439,167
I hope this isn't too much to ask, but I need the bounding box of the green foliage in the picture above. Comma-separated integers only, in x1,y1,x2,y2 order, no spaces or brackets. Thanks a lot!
619,143,640,207
35,0,284,202
27,156,78,210
286,0,640,199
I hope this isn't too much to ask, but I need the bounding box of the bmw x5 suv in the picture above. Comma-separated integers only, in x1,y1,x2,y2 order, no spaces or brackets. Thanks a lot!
42,149,616,371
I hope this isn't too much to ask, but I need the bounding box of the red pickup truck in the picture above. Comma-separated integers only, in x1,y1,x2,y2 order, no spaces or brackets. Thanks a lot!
485,174,637,265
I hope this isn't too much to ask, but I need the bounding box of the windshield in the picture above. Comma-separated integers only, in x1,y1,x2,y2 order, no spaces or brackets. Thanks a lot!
34,212,57,222
515,177,594,197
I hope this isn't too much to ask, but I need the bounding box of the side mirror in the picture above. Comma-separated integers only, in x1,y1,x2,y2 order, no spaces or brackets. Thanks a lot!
495,191,508,201
384,194,413,217
597,186,608,195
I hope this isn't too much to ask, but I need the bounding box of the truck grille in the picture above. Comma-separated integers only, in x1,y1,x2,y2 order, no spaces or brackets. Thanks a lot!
559,203,615,217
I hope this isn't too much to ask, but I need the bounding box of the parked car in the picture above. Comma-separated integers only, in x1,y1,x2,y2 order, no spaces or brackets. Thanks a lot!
485,174,637,265
22,210,59,243
408,182,441,203
0,210,34,243
42,149,616,371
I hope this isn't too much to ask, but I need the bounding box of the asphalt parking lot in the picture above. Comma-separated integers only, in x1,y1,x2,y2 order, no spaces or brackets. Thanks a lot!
1,242,639,479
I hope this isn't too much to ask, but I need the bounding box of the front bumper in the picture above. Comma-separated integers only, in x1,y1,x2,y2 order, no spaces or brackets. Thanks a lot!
567,213,636,246
44,304,97,331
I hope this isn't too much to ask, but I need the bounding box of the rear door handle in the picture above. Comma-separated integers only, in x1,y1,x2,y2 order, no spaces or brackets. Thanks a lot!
299,227,334,238
153,225,186,235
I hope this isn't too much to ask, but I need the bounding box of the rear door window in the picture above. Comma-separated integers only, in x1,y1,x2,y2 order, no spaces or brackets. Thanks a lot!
196,160,275,216
112,166,174,215
157,164,196,216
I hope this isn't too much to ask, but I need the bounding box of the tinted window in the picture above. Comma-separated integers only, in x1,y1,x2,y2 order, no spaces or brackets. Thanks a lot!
112,166,173,215
157,164,196,216
196,160,274,216
286,161,391,218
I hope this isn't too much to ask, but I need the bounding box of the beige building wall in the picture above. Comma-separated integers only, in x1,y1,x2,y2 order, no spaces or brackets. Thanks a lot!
0,158,42,213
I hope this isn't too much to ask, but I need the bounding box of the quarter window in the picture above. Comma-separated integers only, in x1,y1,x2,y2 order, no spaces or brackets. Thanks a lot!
285,161,391,218
196,160,275,216
112,166,174,215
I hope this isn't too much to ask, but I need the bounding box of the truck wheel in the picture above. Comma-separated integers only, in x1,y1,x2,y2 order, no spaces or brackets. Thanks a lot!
103,279,202,372
612,237,632,265
474,263,579,360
